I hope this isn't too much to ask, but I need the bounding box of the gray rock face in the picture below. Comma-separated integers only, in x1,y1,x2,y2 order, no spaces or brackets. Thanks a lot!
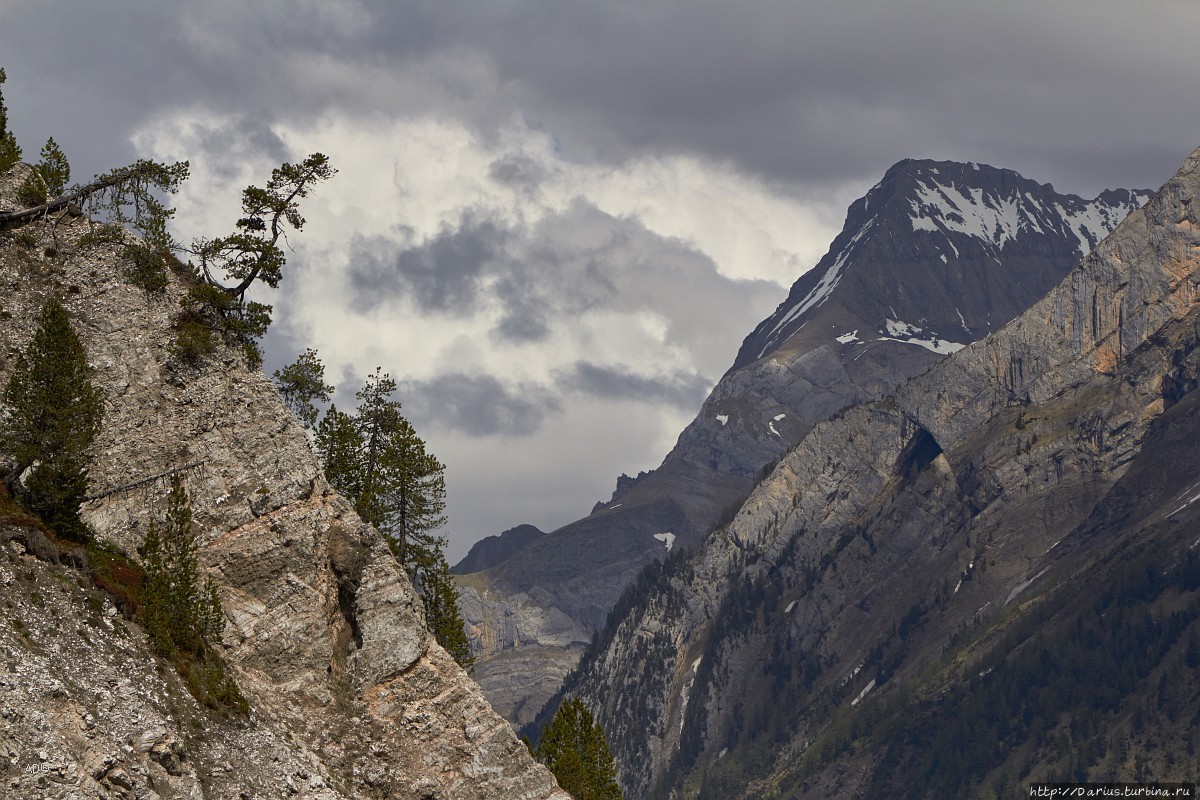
452,524,546,575
460,158,1149,728
0,166,567,800
567,146,1200,798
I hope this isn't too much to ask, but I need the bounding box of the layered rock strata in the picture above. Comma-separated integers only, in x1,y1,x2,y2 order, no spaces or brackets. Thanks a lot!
0,163,567,800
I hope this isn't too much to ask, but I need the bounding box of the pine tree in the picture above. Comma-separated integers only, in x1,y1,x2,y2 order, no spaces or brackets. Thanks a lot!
535,697,623,800
180,153,335,366
273,348,334,431
315,403,364,500
0,67,19,173
312,369,472,670
139,476,218,656
14,137,70,206
1,298,103,541
139,476,244,712
0,67,7,141
416,542,474,671
36,137,70,196
346,368,447,572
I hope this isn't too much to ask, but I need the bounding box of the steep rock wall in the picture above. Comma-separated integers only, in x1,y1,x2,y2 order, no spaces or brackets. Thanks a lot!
0,164,567,800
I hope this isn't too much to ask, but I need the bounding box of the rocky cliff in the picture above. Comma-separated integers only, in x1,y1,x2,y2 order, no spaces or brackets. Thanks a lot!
0,164,567,800
458,158,1149,729
564,146,1200,798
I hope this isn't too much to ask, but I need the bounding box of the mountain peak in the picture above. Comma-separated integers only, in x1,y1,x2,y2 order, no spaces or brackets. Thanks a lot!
734,160,1150,370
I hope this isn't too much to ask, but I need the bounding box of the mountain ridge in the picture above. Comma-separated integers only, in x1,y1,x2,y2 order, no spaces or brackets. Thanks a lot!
458,157,1151,727
560,144,1200,798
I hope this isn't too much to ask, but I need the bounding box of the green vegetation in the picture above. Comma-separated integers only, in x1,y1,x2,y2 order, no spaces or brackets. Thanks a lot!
416,546,474,671
273,348,334,431
0,67,331,368
311,365,472,671
15,137,71,206
36,137,70,196
317,369,448,571
1,298,103,542
768,546,1200,799
0,67,20,172
139,476,246,714
534,697,623,800
180,153,334,367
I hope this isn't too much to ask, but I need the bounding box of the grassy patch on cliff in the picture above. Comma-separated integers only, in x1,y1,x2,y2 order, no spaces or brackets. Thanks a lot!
0,482,247,716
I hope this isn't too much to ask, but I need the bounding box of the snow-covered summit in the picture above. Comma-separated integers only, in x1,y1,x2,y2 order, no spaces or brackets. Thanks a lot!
906,164,1149,259
735,159,1150,368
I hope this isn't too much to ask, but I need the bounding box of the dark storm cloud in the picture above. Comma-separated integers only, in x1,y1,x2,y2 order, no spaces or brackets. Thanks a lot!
398,362,709,438
4,1,1197,201
484,200,782,375
488,153,553,197
345,214,507,313
183,118,291,182
555,361,711,409
398,373,561,437
335,0,1200,195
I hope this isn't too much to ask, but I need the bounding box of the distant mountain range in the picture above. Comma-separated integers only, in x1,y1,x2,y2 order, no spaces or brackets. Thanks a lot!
559,147,1200,798
454,157,1151,728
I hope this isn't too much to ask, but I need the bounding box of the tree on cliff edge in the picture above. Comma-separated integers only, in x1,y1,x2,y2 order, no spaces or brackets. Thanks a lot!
313,368,473,671
0,298,103,541
0,67,22,172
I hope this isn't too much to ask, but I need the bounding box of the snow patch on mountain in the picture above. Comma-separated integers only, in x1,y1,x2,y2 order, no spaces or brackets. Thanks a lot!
653,532,676,551
756,219,875,358
739,162,1149,370
910,174,1151,259
910,180,1025,248
1056,193,1153,255
1165,478,1200,518
878,319,965,354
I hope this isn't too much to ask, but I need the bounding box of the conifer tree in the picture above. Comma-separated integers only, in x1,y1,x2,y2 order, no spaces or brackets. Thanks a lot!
535,697,623,800
139,475,244,711
36,137,70,196
416,542,474,671
313,369,472,670
329,368,448,572
16,136,72,206
0,67,20,173
1,298,103,541
0,67,8,141
315,404,364,499
180,153,335,367
273,348,334,431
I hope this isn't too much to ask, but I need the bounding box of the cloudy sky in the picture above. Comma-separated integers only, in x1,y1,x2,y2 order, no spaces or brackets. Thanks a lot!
2,1,1197,561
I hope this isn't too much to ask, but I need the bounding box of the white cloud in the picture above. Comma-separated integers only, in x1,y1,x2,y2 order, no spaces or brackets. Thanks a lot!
132,109,845,560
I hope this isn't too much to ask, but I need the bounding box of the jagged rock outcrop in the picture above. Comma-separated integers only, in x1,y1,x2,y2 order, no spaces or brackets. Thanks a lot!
0,164,567,800
460,158,1149,728
565,146,1200,798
